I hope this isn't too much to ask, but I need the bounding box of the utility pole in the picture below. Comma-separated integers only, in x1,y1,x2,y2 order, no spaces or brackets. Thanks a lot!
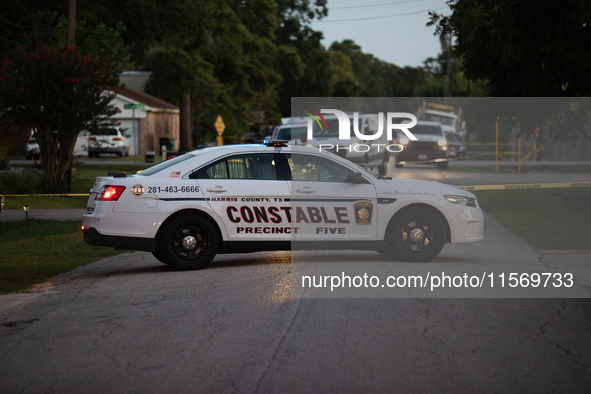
66,0,76,191
444,32,451,105
68,0,76,49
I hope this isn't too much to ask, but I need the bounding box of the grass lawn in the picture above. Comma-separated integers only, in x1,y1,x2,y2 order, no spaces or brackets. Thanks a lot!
474,188,591,250
448,165,500,173
3,164,146,210
3,196,88,210
0,219,128,294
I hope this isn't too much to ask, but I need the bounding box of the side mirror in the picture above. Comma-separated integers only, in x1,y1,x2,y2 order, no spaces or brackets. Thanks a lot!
346,172,364,183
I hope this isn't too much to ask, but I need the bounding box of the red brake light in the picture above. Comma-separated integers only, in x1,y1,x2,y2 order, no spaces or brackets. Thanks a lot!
100,185,126,201
89,137,96,141
112,137,122,141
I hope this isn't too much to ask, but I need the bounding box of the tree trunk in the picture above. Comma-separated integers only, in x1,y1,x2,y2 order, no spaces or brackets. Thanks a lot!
179,92,192,152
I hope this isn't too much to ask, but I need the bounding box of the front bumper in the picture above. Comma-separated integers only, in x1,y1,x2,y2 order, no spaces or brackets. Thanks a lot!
88,147,125,154
397,150,447,162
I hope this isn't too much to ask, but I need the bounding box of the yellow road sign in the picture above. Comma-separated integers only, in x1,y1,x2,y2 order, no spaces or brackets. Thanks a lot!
214,115,225,136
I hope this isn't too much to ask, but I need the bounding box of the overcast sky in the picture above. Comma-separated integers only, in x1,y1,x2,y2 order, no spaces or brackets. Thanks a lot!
310,0,451,68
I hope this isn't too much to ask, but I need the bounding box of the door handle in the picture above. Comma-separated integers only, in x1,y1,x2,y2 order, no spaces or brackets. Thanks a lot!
295,188,315,194
207,186,227,192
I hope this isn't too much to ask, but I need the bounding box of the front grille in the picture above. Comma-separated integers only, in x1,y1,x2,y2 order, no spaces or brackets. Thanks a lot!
404,141,440,152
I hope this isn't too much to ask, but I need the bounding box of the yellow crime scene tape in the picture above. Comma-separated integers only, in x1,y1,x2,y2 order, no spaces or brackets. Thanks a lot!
2,193,91,197
457,182,591,191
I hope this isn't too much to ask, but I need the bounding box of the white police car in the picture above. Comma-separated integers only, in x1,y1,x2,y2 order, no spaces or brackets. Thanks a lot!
83,142,485,270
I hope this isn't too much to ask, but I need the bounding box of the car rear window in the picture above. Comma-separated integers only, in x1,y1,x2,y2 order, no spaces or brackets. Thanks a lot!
136,153,193,176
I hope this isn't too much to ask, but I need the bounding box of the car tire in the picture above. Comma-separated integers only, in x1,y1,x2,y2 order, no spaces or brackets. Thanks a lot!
437,161,448,170
385,207,446,262
160,215,219,270
151,251,168,265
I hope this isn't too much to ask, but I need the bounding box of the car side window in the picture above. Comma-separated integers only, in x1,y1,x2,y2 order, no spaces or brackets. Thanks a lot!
287,154,350,182
192,154,277,180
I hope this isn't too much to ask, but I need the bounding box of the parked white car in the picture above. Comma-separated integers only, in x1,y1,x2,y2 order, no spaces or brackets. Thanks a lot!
25,133,40,160
83,142,485,270
88,127,130,158
271,123,308,144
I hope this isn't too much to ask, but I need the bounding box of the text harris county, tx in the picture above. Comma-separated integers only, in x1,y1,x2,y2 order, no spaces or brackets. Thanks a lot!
210,197,285,202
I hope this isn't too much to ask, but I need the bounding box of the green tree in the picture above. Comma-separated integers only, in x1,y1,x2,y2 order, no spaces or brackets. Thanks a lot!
0,42,120,191
0,0,65,55
275,0,330,116
328,39,426,98
428,0,591,96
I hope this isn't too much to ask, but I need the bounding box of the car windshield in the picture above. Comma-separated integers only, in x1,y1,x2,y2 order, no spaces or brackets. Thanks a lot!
311,118,362,138
425,114,457,127
411,125,444,136
276,126,307,140
136,153,194,176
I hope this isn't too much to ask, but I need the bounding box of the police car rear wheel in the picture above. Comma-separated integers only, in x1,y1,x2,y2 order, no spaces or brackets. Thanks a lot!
160,215,218,270
386,207,446,262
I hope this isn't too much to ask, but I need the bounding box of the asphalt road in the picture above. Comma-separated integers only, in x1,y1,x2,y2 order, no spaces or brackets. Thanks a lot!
1,164,591,392
1,225,590,393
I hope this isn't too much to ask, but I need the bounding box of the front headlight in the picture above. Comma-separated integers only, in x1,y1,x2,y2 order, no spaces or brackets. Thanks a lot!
444,195,476,208
438,139,447,146
399,137,409,145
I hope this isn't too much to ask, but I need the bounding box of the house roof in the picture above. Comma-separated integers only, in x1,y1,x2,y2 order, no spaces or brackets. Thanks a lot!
114,84,179,112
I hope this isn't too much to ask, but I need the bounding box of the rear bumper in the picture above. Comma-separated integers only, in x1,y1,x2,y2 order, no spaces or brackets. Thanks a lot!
83,227,154,252
88,147,125,154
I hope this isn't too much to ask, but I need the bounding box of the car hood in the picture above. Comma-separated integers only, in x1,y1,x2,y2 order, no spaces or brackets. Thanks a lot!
381,177,476,198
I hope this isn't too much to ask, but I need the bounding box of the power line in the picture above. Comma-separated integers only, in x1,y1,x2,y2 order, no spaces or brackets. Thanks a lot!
316,7,447,22
331,0,425,10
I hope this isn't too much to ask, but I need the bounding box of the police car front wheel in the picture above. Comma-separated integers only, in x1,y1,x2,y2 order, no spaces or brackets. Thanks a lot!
386,207,446,262
160,215,219,270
